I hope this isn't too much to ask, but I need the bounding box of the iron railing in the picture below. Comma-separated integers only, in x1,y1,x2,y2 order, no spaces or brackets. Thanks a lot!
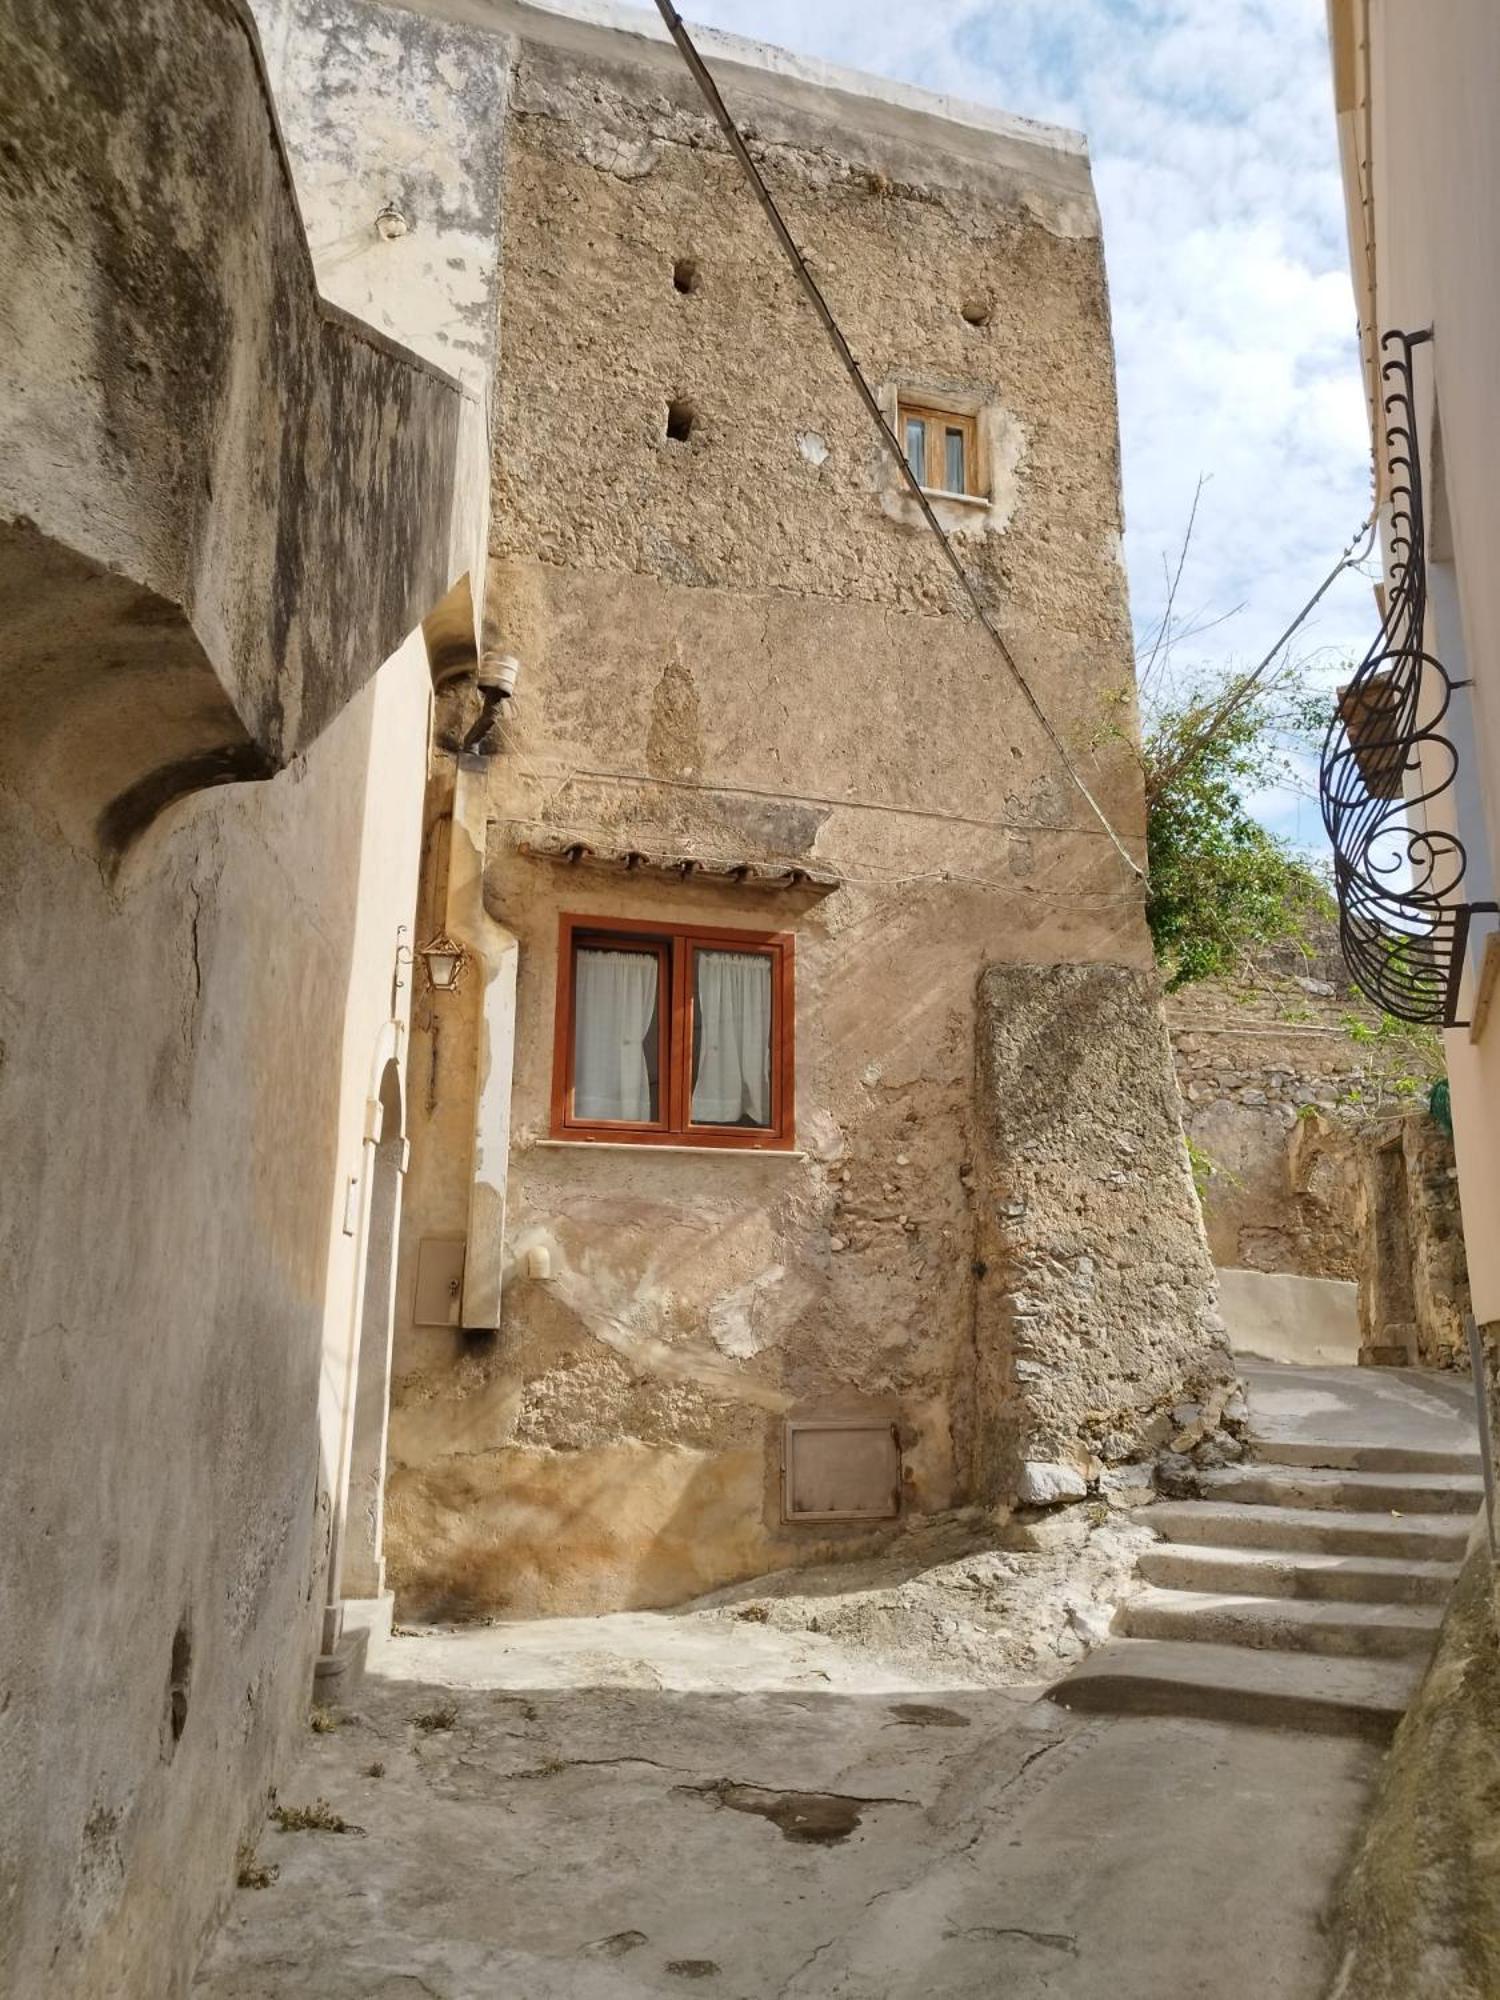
1319,328,1493,1025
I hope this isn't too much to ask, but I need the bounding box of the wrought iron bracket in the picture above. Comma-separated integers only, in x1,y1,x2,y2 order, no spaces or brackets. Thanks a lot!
1319,328,1481,1026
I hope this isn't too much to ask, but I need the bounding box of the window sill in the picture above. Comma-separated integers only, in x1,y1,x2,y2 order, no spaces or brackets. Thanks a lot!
533,1138,806,1160
918,486,989,509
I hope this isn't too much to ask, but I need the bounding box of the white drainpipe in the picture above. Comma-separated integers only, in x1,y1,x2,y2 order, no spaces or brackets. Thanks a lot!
446,750,518,1329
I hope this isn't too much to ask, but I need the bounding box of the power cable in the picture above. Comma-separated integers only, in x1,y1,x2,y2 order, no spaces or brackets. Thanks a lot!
496,718,1141,844
651,0,1146,884
1144,510,1377,806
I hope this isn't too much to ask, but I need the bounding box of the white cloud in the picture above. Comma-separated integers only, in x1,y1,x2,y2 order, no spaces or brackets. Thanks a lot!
682,0,1375,850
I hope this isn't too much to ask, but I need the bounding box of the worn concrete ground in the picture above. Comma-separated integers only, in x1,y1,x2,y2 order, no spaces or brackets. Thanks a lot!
1241,1361,1479,1459
196,1610,1378,1999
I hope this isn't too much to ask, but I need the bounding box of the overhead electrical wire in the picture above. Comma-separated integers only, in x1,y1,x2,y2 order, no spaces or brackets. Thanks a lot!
650,0,1146,885
496,718,1140,844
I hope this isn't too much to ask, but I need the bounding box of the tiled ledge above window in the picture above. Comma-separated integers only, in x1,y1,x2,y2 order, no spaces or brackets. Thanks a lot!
515,833,840,896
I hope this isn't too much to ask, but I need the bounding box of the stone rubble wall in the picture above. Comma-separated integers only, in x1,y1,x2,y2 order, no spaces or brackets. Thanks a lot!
972,961,1237,1509
1165,954,1469,1368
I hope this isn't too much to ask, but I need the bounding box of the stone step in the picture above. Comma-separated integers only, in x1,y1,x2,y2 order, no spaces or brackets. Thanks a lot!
1139,1500,1474,1562
1247,1436,1482,1476
1047,1638,1420,1741
1119,1586,1442,1660
1192,1462,1484,1516
1137,1541,1459,1605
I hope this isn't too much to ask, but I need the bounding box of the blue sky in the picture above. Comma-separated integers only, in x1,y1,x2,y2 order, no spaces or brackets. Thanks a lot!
681,0,1375,850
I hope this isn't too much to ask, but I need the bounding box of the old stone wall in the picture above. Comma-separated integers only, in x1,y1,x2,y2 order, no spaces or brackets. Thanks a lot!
383,15,1200,1619
1331,1534,1500,2000
971,962,1233,1503
1166,949,1469,1366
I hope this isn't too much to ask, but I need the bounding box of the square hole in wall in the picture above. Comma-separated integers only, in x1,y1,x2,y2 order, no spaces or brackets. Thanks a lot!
413,1237,465,1327
782,1417,901,1524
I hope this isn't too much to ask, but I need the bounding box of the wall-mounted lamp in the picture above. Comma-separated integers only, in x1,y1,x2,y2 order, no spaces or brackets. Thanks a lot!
374,202,410,241
420,932,469,993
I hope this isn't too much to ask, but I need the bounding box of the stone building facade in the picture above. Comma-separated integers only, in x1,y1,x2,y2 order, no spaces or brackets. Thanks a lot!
378,2,1230,1620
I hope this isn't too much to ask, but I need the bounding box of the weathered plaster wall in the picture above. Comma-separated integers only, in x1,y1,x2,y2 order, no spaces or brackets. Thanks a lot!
1167,953,1442,1275
311,634,433,1601
384,19,1192,1618
0,640,429,1997
250,0,507,396
1357,1113,1471,1369
0,1,482,1990
0,0,481,865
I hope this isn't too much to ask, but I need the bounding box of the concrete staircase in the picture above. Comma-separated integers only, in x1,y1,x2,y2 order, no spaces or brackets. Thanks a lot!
1050,1365,1482,1740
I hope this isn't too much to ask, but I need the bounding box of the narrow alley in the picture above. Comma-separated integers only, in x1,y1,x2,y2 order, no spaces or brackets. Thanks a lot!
12,3,1500,1994
196,1361,1474,1999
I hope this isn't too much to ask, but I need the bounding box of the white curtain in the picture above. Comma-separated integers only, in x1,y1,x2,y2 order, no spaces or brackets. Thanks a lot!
692,950,772,1127
573,948,659,1121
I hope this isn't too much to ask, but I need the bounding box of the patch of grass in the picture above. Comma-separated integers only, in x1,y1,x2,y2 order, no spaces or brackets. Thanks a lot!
271,1798,363,1835
235,1842,279,1889
364,1760,386,1779
308,1705,340,1734
412,1703,459,1733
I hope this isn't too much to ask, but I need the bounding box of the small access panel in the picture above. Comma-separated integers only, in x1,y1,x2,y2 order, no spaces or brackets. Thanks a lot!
782,1417,902,1524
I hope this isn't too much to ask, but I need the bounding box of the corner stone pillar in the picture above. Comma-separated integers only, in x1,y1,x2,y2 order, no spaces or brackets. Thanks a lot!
972,960,1232,1504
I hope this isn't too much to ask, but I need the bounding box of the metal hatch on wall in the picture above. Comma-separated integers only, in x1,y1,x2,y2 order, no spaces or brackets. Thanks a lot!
781,1417,902,1524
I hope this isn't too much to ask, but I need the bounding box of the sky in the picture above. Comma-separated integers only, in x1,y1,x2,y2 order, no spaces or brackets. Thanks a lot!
680,0,1375,849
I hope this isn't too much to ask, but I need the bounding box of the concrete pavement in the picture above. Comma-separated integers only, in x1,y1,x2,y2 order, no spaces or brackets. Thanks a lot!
195,1622,1376,1999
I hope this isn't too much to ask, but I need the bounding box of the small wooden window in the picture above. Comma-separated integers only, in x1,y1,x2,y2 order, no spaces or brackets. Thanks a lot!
551,915,795,1149
897,401,980,498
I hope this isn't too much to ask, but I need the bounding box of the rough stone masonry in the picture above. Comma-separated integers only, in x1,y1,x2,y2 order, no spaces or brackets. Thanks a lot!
973,961,1236,1506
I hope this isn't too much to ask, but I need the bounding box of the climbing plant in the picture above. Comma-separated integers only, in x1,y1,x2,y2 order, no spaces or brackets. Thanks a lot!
1139,676,1333,991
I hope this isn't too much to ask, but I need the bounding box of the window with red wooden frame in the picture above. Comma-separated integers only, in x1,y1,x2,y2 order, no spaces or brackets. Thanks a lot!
550,915,795,1149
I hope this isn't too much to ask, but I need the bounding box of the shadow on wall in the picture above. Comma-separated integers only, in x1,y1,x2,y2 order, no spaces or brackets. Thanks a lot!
0,683,388,1996
383,1218,922,1621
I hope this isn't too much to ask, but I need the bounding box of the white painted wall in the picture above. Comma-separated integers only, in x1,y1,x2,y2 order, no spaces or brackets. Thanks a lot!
314,631,432,1623
1342,0,1500,1319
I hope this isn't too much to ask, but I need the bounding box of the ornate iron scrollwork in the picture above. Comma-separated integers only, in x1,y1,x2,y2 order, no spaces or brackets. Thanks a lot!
1319,328,1492,1025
